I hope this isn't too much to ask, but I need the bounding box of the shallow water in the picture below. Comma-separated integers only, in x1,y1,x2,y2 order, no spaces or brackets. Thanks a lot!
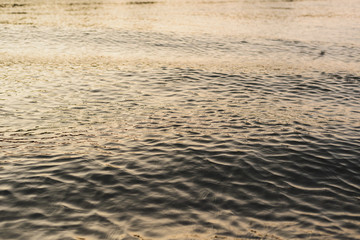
1,0,360,239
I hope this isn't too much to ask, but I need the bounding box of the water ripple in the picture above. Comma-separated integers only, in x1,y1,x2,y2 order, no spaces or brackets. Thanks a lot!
1,0,360,238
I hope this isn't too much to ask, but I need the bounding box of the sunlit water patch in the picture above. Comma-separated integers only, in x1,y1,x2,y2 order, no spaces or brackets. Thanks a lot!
1,0,360,240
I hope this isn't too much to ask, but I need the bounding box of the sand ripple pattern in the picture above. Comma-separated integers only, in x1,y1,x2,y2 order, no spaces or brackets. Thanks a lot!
1,67,360,240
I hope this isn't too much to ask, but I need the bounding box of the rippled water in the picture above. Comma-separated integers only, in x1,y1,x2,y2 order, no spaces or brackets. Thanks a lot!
1,0,360,239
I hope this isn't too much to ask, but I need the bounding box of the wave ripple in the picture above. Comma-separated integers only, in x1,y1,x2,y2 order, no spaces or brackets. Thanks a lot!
1,67,360,240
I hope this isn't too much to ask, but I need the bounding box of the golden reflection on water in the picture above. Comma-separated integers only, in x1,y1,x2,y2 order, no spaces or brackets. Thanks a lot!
0,0,359,41
1,0,359,76
0,53,358,77
1,1,360,240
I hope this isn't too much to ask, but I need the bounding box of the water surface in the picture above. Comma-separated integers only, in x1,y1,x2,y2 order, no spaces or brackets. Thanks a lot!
1,0,360,239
